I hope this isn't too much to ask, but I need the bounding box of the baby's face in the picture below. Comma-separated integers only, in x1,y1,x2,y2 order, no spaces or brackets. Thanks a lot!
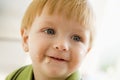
23,10,90,79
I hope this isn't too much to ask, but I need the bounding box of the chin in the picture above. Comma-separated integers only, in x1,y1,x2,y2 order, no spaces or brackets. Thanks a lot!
44,67,68,78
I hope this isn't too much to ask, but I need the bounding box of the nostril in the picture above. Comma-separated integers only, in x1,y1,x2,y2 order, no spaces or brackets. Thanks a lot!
63,49,66,51
55,46,66,51
54,44,68,51
56,47,59,49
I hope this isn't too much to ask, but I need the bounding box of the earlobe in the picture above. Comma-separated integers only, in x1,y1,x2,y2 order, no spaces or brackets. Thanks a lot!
21,29,29,52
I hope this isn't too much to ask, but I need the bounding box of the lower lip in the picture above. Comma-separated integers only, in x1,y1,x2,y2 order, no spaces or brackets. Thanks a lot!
49,57,67,63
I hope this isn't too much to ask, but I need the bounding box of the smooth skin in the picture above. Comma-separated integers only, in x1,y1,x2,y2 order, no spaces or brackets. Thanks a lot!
21,8,91,80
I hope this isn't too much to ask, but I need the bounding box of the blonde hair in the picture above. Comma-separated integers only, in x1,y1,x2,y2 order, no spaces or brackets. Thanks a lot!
21,0,95,47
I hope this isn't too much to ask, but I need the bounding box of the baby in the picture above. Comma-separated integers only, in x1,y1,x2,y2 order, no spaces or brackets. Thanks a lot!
6,0,94,80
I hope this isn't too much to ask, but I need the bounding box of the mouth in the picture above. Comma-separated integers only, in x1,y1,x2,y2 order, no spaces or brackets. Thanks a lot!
46,55,68,62
49,56,66,62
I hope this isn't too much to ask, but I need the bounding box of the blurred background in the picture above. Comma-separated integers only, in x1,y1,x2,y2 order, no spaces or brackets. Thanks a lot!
0,0,120,80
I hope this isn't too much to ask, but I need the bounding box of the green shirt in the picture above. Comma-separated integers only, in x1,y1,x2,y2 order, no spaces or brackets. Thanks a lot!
6,65,81,80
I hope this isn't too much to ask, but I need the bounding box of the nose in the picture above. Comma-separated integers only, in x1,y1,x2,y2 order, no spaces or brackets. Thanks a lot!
53,41,69,52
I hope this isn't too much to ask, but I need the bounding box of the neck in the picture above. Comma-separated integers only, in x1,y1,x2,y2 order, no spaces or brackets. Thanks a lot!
35,77,66,80
33,70,66,80
34,75,66,80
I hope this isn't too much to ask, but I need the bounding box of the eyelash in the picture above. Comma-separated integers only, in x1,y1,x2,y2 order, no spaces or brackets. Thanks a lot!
44,28,55,35
43,28,82,42
71,34,82,42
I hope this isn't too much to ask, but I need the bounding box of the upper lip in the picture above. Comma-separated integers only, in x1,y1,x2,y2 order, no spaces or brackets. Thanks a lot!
46,54,69,62
49,56,67,61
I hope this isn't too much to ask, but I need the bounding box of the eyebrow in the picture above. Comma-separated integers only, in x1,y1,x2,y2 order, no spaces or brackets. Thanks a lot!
37,16,89,33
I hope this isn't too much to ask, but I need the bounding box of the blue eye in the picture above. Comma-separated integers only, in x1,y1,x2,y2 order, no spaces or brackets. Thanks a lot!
72,35,81,42
45,28,55,35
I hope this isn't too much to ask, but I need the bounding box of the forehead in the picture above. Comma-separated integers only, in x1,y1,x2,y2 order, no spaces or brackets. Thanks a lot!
35,11,88,33
35,0,91,29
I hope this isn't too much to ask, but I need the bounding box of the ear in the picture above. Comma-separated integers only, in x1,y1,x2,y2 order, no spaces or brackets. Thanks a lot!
21,29,29,52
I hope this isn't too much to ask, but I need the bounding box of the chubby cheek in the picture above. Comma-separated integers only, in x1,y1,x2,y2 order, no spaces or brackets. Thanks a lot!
28,36,48,64
68,46,87,73
29,45,43,64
